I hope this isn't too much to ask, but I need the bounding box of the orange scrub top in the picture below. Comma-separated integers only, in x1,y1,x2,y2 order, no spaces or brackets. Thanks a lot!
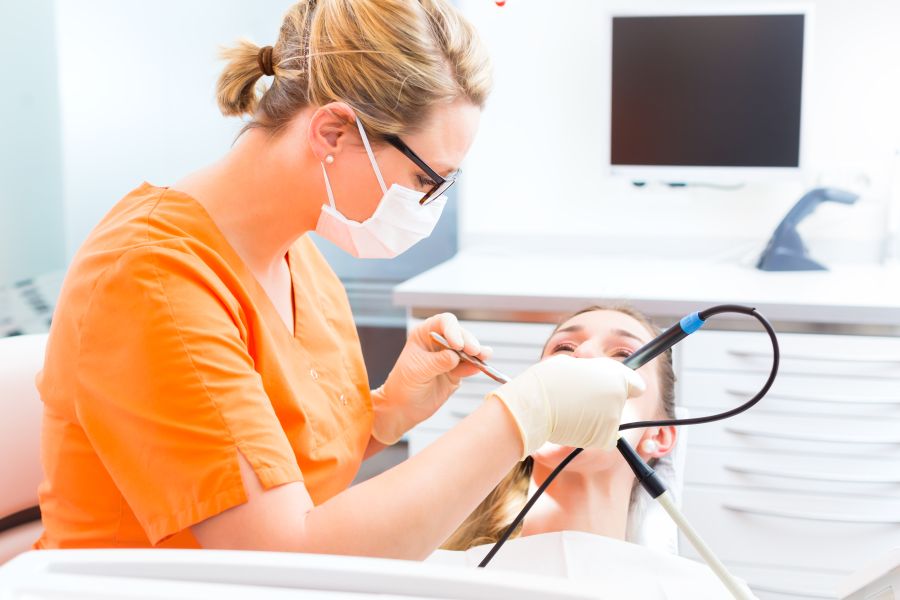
35,183,374,549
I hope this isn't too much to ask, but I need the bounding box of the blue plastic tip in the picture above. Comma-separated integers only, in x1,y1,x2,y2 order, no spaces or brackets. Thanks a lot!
679,312,706,335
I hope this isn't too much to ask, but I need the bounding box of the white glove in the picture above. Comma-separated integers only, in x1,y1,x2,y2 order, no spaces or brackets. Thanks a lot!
489,354,646,458
372,313,491,445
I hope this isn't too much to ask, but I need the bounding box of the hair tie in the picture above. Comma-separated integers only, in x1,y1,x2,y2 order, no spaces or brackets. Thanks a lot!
257,45,275,77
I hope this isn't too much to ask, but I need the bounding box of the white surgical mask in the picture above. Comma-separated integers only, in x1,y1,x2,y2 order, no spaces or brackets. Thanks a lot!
315,117,447,259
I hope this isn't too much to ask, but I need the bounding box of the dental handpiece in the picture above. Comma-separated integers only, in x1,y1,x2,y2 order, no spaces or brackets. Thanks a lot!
623,311,706,370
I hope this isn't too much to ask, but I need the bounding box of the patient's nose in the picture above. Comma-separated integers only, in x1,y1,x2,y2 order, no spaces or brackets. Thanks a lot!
573,340,602,359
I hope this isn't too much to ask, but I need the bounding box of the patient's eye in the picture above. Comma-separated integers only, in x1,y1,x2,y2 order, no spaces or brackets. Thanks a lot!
551,342,577,354
610,348,633,359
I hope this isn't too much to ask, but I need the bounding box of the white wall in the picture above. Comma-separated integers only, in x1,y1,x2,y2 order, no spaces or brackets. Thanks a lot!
43,0,900,265
457,0,900,262
55,0,291,259
0,0,65,284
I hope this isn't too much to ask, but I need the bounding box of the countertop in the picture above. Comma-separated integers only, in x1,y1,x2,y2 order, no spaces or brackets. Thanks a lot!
393,250,900,330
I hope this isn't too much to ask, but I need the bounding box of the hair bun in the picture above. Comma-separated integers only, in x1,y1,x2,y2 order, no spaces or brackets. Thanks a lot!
257,45,275,77
216,0,490,132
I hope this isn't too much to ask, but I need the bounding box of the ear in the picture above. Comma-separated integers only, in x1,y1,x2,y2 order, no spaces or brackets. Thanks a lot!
307,102,358,163
637,426,677,460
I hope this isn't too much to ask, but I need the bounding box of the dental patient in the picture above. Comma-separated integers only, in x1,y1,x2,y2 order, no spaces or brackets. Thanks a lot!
443,305,679,551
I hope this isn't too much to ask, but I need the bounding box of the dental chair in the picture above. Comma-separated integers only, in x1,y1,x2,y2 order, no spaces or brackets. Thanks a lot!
0,334,47,563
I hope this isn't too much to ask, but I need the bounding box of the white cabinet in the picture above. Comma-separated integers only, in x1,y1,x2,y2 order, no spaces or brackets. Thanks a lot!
679,330,900,600
681,330,900,377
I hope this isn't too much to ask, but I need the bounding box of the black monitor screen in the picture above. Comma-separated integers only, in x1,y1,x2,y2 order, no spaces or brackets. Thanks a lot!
611,14,804,168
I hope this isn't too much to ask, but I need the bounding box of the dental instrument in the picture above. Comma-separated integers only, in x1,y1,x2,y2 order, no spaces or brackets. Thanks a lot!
430,332,510,384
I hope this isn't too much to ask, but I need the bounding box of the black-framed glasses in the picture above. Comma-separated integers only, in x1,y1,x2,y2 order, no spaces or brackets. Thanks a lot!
384,136,459,206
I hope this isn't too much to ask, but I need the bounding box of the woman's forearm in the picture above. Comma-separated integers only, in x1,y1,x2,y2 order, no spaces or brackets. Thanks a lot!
192,396,521,557
300,395,522,559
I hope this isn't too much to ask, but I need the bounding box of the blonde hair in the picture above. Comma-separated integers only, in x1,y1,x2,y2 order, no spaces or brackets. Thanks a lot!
442,305,677,552
216,0,492,138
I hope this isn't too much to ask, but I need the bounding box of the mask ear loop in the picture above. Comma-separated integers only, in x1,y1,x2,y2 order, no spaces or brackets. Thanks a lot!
355,117,388,195
320,162,338,210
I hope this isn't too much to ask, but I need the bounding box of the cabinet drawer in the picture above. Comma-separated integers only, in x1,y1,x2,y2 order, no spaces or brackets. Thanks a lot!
474,358,532,381
417,395,484,431
682,331,900,378
685,447,900,497
723,563,843,600
680,371,900,419
680,486,900,573
452,319,556,347
412,366,522,437
686,410,900,458
456,376,505,399
407,427,444,456
409,317,553,361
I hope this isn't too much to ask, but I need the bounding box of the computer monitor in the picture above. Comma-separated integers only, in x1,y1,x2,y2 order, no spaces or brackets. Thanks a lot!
609,9,811,183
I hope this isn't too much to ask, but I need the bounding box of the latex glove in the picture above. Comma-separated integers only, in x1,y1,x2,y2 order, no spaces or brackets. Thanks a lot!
371,313,491,445
489,354,646,458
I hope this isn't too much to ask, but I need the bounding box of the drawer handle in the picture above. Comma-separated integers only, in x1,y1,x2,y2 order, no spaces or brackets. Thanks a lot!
723,503,900,525
726,388,900,406
749,583,836,599
728,349,900,364
724,464,900,484
725,426,900,445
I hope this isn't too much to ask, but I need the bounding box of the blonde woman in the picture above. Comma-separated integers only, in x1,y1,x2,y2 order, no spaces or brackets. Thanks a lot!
35,0,645,558
444,306,679,551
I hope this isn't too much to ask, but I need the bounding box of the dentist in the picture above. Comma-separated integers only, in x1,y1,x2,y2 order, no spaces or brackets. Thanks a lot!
35,0,644,559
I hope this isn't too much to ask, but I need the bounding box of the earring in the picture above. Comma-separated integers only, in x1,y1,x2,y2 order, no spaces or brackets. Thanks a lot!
641,440,658,454
324,154,335,165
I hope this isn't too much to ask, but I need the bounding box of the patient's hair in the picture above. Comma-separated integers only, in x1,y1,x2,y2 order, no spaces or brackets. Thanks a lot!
442,304,677,551
216,0,492,138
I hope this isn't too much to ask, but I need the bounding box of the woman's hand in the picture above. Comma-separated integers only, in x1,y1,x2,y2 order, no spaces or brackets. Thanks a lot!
490,354,646,458
371,313,492,445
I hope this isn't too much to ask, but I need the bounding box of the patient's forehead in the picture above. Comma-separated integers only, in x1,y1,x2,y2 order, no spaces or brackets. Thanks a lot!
556,309,654,343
